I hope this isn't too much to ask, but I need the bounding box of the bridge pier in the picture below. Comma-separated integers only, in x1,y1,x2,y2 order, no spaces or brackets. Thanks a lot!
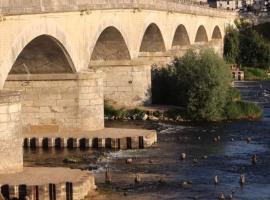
4,70,104,134
90,60,152,107
0,91,23,174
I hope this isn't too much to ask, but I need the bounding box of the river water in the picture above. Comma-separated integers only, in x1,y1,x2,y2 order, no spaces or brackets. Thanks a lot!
24,81,270,200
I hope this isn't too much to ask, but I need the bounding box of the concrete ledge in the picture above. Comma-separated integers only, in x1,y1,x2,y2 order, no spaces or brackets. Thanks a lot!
7,73,78,81
0,167,96,200
23,128,157,149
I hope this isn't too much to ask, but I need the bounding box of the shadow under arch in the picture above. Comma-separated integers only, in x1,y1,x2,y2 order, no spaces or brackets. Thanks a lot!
195,25,208,43
90,26,131,61
212,25,222,39
140,23,166,52
172,24,190,48
10,34,76,74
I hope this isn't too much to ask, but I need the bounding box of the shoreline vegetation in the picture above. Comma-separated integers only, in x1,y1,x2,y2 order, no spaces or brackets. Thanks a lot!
224,20,270,81
105,49,262,123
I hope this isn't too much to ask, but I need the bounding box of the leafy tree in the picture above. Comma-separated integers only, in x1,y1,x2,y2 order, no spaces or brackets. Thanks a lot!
239,28,270,69
152,49,231,121
224,21,270,70
224,26,239,64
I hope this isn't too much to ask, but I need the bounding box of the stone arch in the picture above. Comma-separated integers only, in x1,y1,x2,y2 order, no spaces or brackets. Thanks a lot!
0,20,76,87
172,24,190,48
90,26,131,61
139,23,166,52
10,35,75,74
212,25,222,39
89,18,132,60
195,25,208,43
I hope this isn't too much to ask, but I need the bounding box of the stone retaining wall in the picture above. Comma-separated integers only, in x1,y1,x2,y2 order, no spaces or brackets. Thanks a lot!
3,71,104,133
0,91,23,174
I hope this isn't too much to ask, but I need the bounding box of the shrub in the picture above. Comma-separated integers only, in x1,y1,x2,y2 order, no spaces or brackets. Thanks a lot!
152,49,231,121
227,87,241,102
224,101,262,120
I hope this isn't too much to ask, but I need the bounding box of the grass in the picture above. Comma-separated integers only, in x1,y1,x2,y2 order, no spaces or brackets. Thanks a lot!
242,67,269,80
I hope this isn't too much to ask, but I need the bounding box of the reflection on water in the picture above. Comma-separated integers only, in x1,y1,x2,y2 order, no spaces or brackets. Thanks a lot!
24,82,270,200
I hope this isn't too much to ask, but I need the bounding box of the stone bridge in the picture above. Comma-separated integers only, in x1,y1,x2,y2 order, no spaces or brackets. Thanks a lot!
0,0,237,134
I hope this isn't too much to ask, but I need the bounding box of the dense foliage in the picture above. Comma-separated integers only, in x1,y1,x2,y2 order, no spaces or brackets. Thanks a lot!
254,22,270,41
152,49,231,121
224,26,239,64
224,21,270,70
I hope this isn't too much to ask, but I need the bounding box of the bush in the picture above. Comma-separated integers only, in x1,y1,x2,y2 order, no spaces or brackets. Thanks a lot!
224,101,262,120
242,67,268,80
227,87,241,102
152,49,231,121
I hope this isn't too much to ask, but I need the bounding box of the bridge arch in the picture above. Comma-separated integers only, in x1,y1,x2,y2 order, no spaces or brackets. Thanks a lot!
90,26,131,61
172,24,190,48
195,25,208,43
139,23,166,52
0,20,76,87
211,25,222,40
10,35,75,74
89,19,131,61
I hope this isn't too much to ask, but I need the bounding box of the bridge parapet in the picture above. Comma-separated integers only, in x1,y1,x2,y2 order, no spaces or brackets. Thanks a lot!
0,0,236,18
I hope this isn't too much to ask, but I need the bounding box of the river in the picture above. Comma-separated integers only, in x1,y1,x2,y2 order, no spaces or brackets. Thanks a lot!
24,81,270,200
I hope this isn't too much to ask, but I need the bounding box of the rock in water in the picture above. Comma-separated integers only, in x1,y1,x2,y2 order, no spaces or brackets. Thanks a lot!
180,153,187,160
142,114,148,121
214,175,219,185
218,193,225,200
251,154,257,164
246,137,252,143
239,174,245,185
135,174,141,184
63,157,78,164
105,168,112,184
126,158,133,164
158,177,166,184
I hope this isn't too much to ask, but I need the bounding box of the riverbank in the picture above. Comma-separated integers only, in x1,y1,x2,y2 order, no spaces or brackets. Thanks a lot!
104,98,262,124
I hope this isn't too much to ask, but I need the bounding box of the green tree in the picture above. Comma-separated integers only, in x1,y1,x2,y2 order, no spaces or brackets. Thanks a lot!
224,26,239,64
152,49,231,121
239,28,270,69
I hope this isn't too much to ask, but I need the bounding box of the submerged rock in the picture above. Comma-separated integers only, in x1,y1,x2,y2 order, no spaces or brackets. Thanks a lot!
252,154,257,164
246,137,252,143
181,180,192,188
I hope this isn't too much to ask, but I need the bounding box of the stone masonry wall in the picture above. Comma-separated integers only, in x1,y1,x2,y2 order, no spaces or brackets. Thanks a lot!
0,91,23,174
100,64,151,107
3,71,104,133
